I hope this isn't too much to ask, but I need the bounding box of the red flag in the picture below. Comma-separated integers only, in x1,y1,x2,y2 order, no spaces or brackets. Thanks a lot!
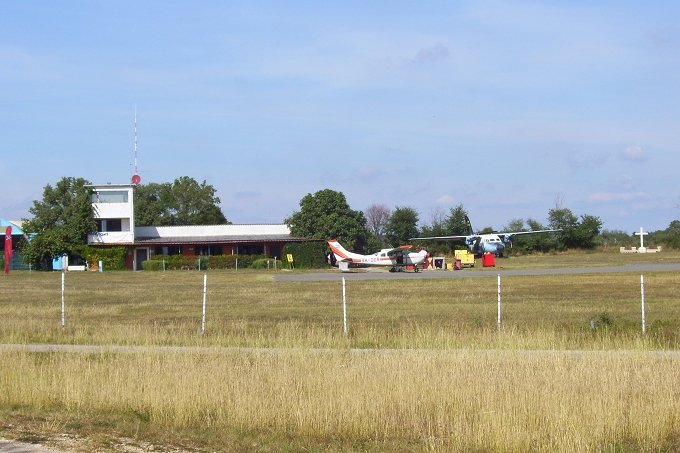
4,226,11,274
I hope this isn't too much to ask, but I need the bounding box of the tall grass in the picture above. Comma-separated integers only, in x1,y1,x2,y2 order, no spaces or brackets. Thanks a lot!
1,254,679,451
1,268,679,349
1,349,679,451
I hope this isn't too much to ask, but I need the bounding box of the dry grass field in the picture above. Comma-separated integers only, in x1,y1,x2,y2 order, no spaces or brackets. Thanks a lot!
1,251,679,451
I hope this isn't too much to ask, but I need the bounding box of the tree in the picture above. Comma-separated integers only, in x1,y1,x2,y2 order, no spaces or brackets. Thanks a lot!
385,206,419,246
596,229,635,249
548,207,602,249
504,218,555,254
444,204,471,235
364,204,391,242
22,177,96,269
134,177,229,226
285,189,369,252
662,220,680,249
134,182,170,226
413,204,470,255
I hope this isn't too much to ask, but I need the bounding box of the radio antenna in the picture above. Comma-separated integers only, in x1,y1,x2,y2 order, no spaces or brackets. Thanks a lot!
131,106,141,185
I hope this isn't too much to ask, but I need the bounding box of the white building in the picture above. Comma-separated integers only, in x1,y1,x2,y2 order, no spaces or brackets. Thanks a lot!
86,183,301,269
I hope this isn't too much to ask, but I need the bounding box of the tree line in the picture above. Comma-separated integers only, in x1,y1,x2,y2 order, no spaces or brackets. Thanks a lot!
286,189,679,256
16,178,680,269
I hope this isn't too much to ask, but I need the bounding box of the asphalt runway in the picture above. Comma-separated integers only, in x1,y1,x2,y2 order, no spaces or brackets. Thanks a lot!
273,262,680,282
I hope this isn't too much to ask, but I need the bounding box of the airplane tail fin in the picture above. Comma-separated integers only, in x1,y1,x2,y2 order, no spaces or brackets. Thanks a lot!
327,239,351,261
464,215,474,235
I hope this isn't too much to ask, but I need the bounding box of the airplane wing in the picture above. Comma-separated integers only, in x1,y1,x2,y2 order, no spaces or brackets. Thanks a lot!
386,244,414,256
410,235,468,241
496,229,561,239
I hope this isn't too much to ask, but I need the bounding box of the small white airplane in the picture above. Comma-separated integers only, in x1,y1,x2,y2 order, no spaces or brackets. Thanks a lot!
411,216,560,256
327,239,429,272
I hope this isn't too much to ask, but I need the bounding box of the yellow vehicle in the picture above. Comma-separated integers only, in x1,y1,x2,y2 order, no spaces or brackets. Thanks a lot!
454,249,475,268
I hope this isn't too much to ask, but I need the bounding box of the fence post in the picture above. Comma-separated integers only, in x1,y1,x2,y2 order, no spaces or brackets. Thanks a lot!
201,274,208,334
61,272,65,328
497,274,501,331
641,274,646,334
342,277,348,335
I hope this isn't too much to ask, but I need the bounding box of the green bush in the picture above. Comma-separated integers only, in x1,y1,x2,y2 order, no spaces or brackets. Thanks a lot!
141,260,164,271
205,254,260,269
251,258,285,269
144,254,262,270
144,255,197,270
82,246,127,270
282,242,327,269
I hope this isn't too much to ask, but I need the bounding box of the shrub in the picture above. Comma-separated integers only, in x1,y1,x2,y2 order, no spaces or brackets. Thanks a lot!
82,246,127,270
205,254,259,269
251,258,284,269
141,260,164,271
144,254,262,270
283,242,327,269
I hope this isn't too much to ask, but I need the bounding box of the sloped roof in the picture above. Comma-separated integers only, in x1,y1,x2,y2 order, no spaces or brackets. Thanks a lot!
134,224,304,245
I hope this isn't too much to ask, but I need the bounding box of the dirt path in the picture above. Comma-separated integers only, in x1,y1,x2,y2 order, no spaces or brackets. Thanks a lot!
0,439,67,453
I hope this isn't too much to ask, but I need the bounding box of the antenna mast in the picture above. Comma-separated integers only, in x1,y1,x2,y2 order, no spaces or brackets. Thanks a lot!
131,106,141,185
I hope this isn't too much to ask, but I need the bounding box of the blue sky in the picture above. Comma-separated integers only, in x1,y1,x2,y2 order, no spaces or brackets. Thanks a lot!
2,1,679,232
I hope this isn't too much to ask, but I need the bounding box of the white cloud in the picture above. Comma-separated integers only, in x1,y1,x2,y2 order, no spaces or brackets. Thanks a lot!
436,194,456,205
621,145,648,162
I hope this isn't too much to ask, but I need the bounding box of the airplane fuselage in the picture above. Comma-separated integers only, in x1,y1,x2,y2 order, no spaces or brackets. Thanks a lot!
327,240,429,272
466,234,506,256
350,249,427,267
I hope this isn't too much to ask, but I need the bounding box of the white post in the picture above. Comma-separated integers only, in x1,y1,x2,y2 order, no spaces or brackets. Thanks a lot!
235,258,238,270
274,257,277,270
201,273,208,334
497,274,501,331
342,277,348,335
641,274,646,334
61,272,65,328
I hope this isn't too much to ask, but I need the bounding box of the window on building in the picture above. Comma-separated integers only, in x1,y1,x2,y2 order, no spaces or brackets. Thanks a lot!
96,219,123,232
195,245,223,256
155,246,182,256
106,219,122,231
237,244,264,255
91,191,128,203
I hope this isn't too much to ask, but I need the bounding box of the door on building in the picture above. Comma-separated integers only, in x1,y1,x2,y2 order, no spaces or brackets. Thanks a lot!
135,248,148,270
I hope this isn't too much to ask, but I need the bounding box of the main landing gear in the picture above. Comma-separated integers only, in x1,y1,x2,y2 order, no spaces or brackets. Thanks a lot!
389,266,420,273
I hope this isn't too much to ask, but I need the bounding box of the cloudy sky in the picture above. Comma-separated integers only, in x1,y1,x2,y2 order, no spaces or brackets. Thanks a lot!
2,1,679,232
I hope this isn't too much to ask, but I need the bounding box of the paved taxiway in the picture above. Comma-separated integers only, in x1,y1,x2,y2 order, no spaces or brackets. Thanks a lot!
273,262,680,282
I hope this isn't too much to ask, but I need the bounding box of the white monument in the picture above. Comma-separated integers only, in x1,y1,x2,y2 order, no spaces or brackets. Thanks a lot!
621,227,661,253
634,227,648,253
